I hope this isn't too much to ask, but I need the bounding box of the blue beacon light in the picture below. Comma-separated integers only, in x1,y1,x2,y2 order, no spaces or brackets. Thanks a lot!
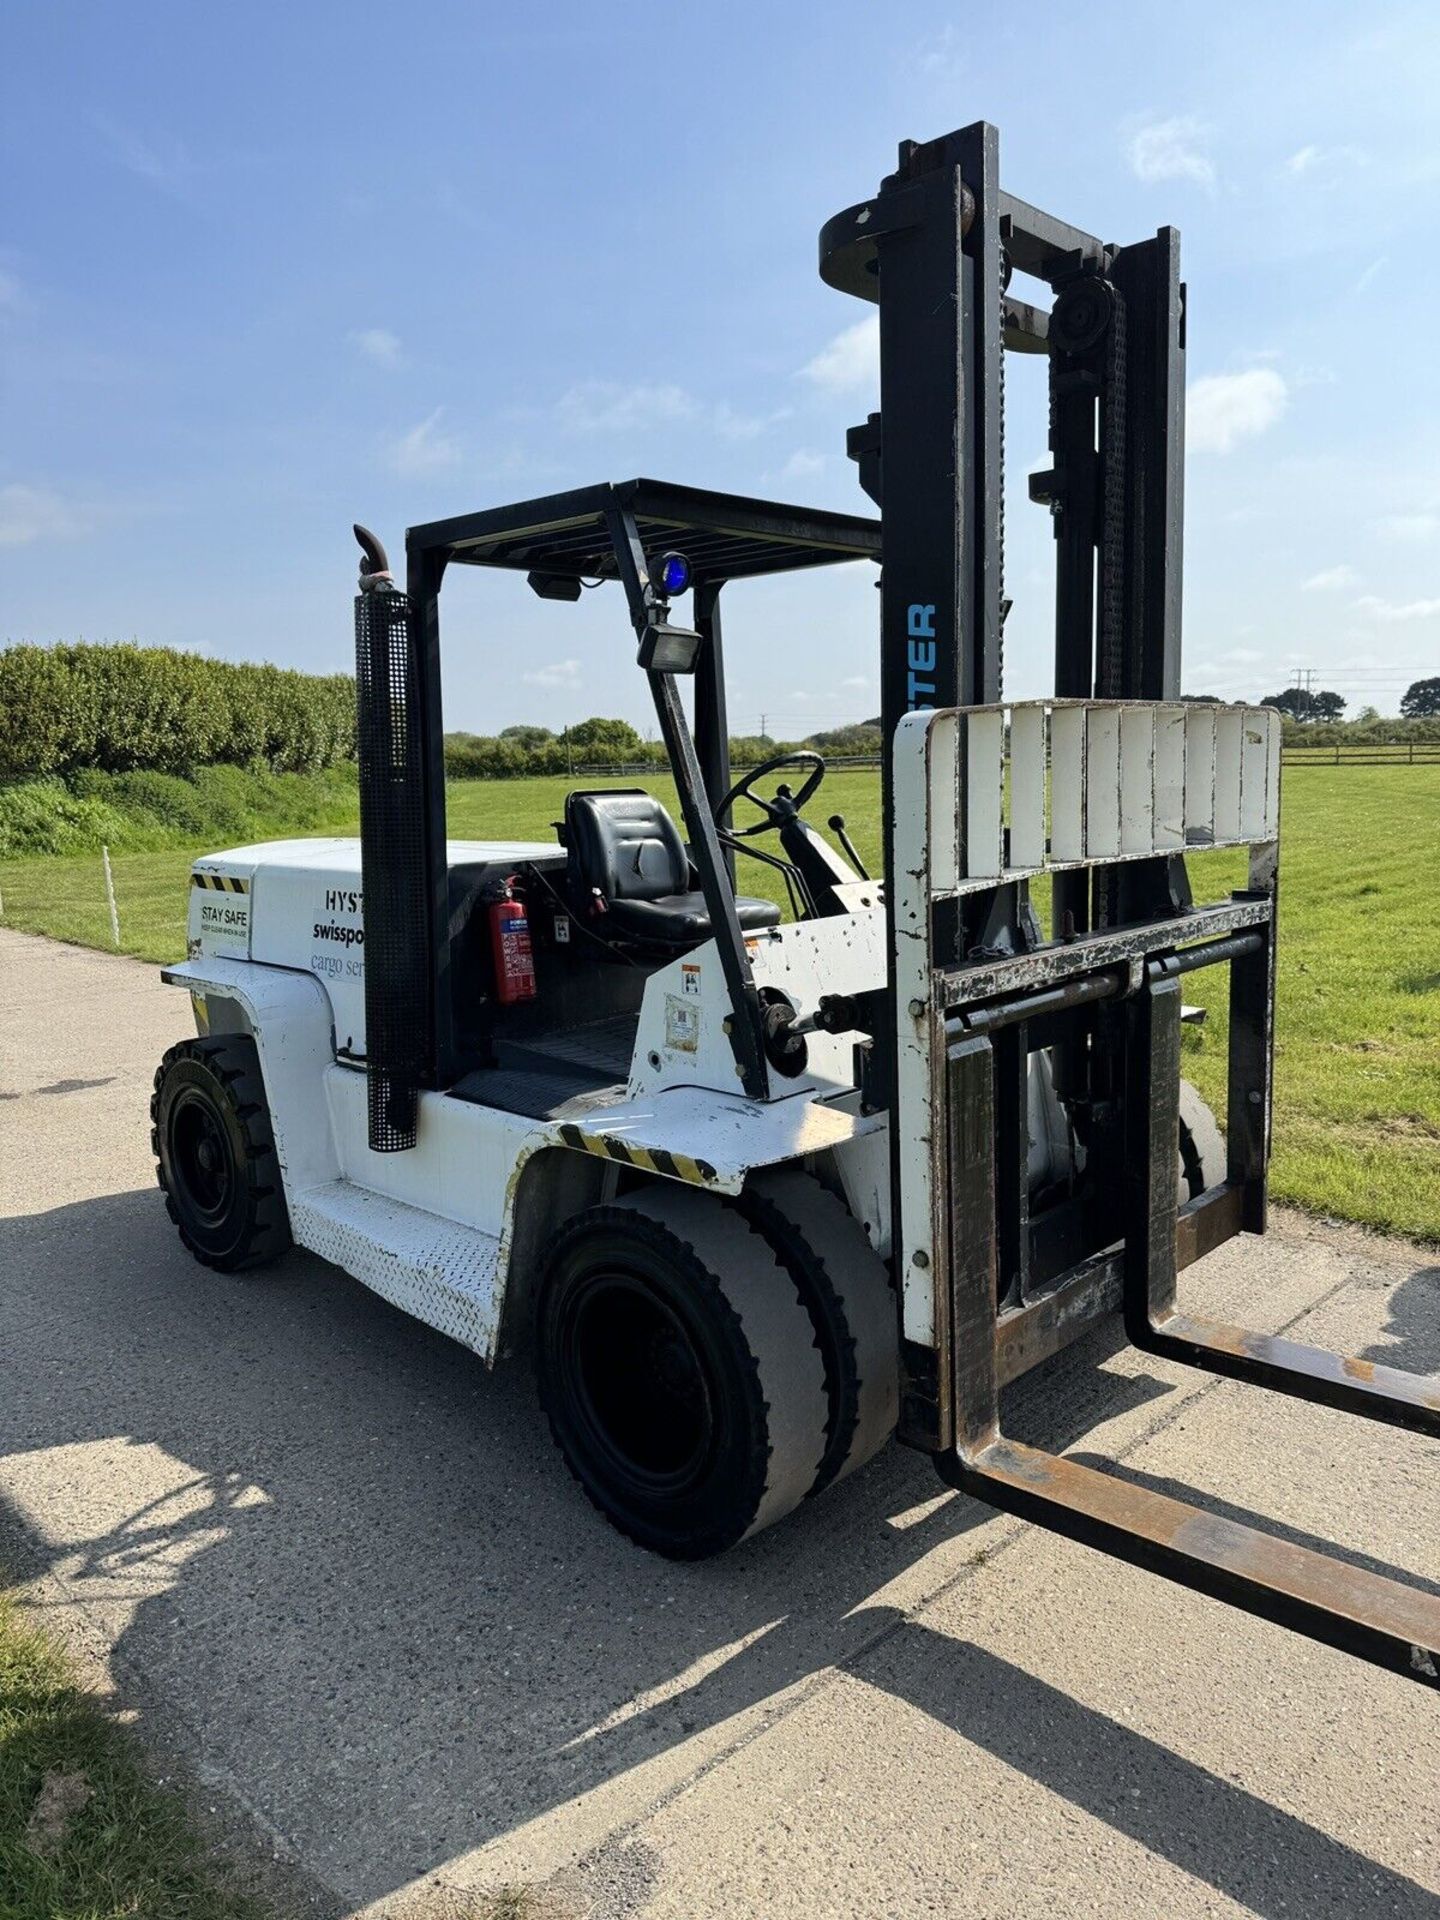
655,551,691,597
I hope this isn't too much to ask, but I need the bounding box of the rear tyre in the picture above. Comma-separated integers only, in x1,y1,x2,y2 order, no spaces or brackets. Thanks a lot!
152,1035,291,1272
1177,1080,1227,1200
738,1169,898,1494
534,1187,828,1559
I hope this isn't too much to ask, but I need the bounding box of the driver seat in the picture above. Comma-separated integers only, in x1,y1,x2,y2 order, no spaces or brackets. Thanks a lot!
564,789,780,947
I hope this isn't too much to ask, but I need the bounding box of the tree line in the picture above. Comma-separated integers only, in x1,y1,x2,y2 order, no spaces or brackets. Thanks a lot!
442,718,883,779
0,641,879,785
0,643,355,781
3,640,1435,787
1253,679,1440,723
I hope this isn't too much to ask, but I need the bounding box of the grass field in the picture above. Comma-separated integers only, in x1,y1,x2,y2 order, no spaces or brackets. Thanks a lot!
1,766,1436,1241
0,1593,270,1919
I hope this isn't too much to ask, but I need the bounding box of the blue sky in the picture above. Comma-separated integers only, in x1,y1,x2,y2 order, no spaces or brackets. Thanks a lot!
4,0,1439,735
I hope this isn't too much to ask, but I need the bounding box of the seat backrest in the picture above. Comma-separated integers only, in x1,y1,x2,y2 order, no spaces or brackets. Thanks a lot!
565,789,689,902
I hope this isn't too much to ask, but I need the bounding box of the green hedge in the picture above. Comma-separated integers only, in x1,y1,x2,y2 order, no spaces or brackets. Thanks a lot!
438,725,885,779
1278,714,1440,746
442,735,672,779
0,763,361,859
0,643,356,780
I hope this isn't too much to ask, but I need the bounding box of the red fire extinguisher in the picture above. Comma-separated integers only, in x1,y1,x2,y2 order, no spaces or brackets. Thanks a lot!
488,876,537,1005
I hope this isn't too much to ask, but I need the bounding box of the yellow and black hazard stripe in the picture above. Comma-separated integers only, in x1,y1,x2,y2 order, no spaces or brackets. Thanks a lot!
557,1124,717,1186
191,872,250,894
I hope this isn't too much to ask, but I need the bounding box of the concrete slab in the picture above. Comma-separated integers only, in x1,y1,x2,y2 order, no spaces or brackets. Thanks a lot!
1,926,1436,1918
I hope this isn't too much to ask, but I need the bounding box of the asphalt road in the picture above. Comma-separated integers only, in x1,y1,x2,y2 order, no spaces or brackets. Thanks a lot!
1,924,1436,1919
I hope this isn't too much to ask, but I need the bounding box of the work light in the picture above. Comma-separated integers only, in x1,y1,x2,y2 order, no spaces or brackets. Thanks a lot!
654,551,691,597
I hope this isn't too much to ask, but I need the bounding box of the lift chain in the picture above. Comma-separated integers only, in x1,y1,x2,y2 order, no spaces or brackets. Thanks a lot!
997,259,1007,697
1097,276,1128,698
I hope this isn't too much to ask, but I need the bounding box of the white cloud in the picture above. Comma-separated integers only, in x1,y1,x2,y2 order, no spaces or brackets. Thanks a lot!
801,315,879,395
1185,645,1269,692
555,381,698,434
1352,595,1440,622
349,327,402,366
0,484,78,547
1373,512,1437,543
840,674,872,690
1353,255,1387,294
550,381,786,441
918,24,963,74
93,114,192,194
523,658,582,689
1284,142,1366,179
1198,646,1264,667
779,449,827,481
0,269,21,311
1128,117,1215,189
713,401,792,441
390,407,460,475
1187,368,1287,453
1302,564,1359,592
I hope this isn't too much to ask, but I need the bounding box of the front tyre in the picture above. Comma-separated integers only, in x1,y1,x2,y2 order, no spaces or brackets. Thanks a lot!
152,1035,291,1272
1178,1079,1227,1200
535,1187,828,1560
737,1169,898,1495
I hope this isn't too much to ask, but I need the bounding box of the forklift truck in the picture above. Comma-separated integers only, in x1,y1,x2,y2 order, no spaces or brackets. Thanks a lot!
154,122,1439,1684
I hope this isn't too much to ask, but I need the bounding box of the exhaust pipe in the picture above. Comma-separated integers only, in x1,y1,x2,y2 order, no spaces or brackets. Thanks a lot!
354,522,393,588
353,525,429,1152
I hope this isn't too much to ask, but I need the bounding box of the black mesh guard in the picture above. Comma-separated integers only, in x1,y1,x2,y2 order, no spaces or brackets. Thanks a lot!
355,586,430,1150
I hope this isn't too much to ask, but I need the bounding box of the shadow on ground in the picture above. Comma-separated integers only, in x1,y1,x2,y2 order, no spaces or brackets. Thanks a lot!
2,1187,1435,1915
853,1623,1436,1916
1363,1263,1440,1376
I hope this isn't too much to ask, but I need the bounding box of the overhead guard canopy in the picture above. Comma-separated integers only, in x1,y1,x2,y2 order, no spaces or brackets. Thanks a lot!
407,478,881,587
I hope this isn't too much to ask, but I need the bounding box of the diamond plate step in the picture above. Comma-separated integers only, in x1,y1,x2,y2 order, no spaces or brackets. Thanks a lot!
290,1180,503,1357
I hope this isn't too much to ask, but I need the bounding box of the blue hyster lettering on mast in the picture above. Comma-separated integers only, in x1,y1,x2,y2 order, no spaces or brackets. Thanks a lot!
906,603,937,708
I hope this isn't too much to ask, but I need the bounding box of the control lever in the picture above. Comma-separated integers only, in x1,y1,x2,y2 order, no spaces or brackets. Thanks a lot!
789,991,863,1038
827,813,870,879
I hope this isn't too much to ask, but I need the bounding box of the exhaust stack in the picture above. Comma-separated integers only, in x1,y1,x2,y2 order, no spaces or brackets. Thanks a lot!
353,525,431,1151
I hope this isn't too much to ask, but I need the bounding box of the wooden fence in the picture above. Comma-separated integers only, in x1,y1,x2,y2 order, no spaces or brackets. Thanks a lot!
547,744,1439,781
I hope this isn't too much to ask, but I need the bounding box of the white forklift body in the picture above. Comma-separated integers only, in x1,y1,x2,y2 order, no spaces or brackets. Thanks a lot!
166,834,895,1361
161,691,1265,1369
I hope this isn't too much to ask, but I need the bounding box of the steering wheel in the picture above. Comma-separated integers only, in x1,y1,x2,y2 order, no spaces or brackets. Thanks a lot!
718,750,826,838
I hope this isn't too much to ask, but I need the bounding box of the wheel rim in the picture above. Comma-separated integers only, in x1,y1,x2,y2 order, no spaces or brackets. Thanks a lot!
561,1271,717,1494
169,1090,234,1222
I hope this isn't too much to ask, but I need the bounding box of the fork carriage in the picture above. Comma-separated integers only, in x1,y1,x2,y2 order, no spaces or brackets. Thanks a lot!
892,695,1282,1428
892,696,1438,1679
